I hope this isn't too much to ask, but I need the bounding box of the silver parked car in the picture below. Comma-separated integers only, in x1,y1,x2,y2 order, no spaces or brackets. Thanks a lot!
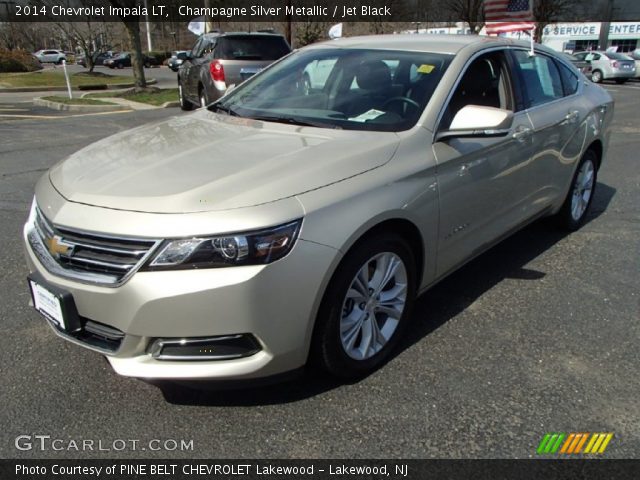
177,32,291,110
629,49,640,79
24,35,613,382
574,50,636,83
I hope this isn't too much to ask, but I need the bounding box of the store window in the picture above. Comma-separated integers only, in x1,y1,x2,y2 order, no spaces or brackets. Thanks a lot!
610,39,638,52
573,40,598,52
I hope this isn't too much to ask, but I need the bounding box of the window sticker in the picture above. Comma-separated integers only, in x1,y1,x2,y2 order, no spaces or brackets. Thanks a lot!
417,64,436,74
348,109,385,122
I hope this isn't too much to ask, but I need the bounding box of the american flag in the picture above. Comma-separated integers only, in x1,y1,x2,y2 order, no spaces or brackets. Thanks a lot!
484,0,535,35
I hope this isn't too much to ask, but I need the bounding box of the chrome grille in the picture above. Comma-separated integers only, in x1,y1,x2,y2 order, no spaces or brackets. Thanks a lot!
27,207,160,287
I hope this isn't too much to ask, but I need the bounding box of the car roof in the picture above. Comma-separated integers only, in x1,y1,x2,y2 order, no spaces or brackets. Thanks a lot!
202,32,285,39
308,34,549,56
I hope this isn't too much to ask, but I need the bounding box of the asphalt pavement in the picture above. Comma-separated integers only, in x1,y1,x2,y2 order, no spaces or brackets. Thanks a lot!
0,83,638,459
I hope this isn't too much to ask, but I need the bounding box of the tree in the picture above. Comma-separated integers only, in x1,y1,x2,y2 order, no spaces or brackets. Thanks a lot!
107,0,146,89
440,0,485,34
55,21,117,72
295,22,326,47
533,0,580,42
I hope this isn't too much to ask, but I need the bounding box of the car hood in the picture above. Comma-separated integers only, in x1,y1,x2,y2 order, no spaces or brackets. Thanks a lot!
49,110,399,213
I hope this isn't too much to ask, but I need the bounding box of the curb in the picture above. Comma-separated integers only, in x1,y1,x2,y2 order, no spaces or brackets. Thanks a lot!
34,96,132,113
0,78,156,93
160,101,180,108
79,90,180,109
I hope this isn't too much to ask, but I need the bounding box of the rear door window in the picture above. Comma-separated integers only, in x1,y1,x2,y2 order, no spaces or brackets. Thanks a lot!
510,51,564,108
217,36,290,61
556,61,580,96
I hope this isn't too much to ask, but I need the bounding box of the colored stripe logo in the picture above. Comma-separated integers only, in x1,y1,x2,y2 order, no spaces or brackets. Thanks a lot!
537,433,613,454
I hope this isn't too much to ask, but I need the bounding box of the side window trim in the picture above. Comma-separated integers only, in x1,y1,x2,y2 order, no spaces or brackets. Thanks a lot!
553,58,581,97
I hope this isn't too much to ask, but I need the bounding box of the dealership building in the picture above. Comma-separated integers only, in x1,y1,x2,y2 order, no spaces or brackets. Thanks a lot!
417,22,640,53
537,22,640,52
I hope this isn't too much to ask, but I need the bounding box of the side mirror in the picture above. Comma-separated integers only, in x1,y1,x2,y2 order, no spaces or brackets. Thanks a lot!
436,105,514,141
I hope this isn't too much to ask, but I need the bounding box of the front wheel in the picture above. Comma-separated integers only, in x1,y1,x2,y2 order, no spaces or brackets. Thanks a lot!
555,150,598,231
116,63,124,70
311,233,417,379
591,70,603,83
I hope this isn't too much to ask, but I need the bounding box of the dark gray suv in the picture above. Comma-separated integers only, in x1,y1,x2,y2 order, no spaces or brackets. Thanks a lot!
178,32,291,110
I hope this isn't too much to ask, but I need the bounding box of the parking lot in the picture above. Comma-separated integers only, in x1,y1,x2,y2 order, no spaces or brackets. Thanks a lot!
0,80,638,459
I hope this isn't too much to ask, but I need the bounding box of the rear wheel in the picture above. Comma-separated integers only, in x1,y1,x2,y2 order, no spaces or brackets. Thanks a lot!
555,149,598,231
199,87,207,109
311,233,417,379
117,63,124,70
178,82,193,111
591,69,603,83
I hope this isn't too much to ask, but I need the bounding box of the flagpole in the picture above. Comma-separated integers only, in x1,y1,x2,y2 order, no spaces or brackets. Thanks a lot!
530,26,535,56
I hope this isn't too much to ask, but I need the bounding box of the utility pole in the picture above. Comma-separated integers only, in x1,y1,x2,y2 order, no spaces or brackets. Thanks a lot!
143,0,153,51
598,0,614,50
204,0,211,33
285,0,292,46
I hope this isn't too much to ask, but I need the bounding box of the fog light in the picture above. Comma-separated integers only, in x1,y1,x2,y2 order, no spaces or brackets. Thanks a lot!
149,334,261,361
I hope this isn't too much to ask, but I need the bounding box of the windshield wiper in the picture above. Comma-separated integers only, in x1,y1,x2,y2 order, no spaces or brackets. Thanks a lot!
248,115,341,129
210,103,239,116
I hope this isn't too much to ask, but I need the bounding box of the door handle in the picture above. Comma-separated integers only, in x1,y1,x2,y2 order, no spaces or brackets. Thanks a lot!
512,126,532,142
562,110,580,125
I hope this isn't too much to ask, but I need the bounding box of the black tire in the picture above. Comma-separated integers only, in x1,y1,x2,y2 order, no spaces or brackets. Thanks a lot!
311,232,417,379
591,70,603,83
555,149,598,231
117,63,124,70
144,61,151,68
178,82,193,111
615,78,627,84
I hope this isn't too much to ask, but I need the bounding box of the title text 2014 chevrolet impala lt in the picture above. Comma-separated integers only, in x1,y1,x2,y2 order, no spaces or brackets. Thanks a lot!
23,35,613,381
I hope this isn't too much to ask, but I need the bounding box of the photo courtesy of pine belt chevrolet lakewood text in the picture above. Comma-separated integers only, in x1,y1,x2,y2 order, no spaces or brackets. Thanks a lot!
23,35,613,382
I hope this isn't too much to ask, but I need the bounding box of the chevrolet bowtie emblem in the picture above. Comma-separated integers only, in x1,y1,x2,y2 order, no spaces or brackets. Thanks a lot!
46,235,74,259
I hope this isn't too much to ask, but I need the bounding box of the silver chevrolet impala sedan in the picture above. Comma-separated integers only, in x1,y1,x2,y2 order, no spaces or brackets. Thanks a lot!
24,35,613,381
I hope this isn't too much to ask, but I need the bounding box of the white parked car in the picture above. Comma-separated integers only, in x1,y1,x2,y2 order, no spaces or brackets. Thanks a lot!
33,49,66,64
629,49,640,79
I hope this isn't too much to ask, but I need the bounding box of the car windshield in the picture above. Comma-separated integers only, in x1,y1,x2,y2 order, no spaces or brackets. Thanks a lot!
213,48,452,132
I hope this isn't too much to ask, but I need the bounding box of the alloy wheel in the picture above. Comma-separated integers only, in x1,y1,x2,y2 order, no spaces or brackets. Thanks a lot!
571,159,595,221
339,252,408,360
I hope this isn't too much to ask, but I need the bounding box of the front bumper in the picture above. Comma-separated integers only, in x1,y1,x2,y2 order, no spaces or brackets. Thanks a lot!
24,221,340,380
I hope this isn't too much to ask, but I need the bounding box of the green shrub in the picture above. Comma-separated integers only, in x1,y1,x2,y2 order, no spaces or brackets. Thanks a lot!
0,49,43,72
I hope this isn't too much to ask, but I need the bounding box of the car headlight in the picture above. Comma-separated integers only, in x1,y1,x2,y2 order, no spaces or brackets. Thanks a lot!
143,220,302,270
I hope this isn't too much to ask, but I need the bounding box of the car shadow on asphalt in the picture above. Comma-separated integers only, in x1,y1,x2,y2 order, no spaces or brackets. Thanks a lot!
153,182,616,407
